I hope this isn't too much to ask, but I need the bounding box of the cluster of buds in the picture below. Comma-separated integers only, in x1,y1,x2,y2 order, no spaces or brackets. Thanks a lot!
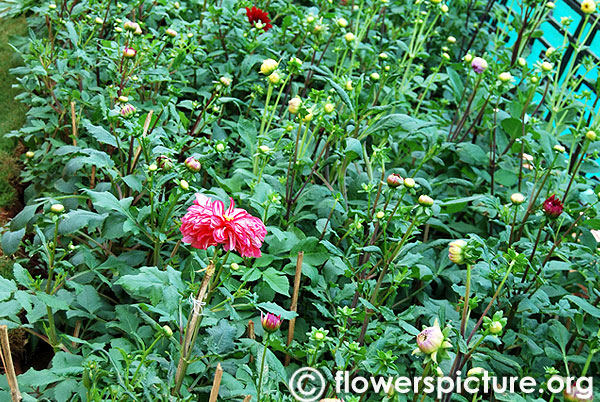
260,58,281,85
448,238,481,265
412,319,452,362
124,20,142,35
261,312,282,333
483,311,507,335
184,156,201,172
542,194,563,219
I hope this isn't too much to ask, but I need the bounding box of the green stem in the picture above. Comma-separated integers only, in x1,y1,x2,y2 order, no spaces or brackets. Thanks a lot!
256,333,270,402
460,264,473,337
131,334,163,385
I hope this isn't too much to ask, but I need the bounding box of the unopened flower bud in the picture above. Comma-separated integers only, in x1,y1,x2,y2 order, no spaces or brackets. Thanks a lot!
463,54,473,63
215,143,225,152
545,47,555,58
387,173,403,188
471,57,488,74
586,130,596,141
379,52,388,59
258,145,271,154
376,211,385,219
148,163,158,172
345,80,353,91
441,4,449,12
344,32,355,42
162,325,173,337
120,104,136,119
370,72,380,81
118,95,129,103
489,321,503,334
268,72,281,85
518,57,527,67
324,103,335,114
403,177,415,188
581,0,596,13
447,36,456,43
50,203,65,214
165,28,178,38
260,59,278,75
546,1,555,7
124,20,139,32
498,72,512,82
230,262,240,271
261,312,282,333
418,194,434,206
219,76,232,87
25,151,34,158
337,17,348,28
553,144,565,153
288,97,302,114
510,193,525,205
123,47,136,58
179,179,189,190
541,61,553,72
95,17,104,24
184,157,201,172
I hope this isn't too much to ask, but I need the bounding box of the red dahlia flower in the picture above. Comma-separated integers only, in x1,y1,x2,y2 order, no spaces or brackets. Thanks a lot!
180,194,267,257
543,194,563,219
245,6,273,31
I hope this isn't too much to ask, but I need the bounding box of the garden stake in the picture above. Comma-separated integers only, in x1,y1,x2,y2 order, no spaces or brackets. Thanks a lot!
285,251,304,366
173,262,215,395
208,363,223,402
0,325,21,402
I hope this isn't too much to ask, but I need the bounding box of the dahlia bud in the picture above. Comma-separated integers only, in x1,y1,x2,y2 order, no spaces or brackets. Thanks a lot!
148,163,158,172
215,143,226,152
403,177,415,188
258,145,271,154
412,320,450,362
370,72,380,81
489,321,503,334
563,381,594,401
260,59,278,75
545,47,556,58
156,156,173,170
379,52,388,59
124,21,139,32
442,52,451,61
471,57,488,74
179,179,189,190
345,80,353,91
467,367,487,377
134,26,142,35
553,144,566,153
463,54,473,63
375,211,385,219
302,112,314,123
441,4,449,12
585,130,596,141
518,57,527,67
162,325,173,337
49,3,57,9
184,157,201,172
448,239,467,264
541,61,553,72
165,28,178,38
546,1,555,7
288,97,302,114
25,151,34,158
219,76,232,87
337,17,348,28
418,195,434,207
50,203,65,214
230,262,240,271
324,103,335,114
344,32,355,42
510,193,525,205
123,47,136,58
261,312,282,333
95,17,104,24
542,194,563,219
120,104,136,119
268,71,281,85
387,173,403,188
530,76,539,83
581,0,596,13
498,72,512,83
447,36,456,43
118,95,129,103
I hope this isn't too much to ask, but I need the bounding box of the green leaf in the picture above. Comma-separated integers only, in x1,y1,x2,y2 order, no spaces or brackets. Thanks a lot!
58,210,107,234
206,319,237,354
344,138,362,162
0,277,17,302
76,285,104,314
10,204,40,231
115,266,185,305
455,143,487,165
261,268,290,296
1,228,25,255
564,295,600,318
83,121,118,147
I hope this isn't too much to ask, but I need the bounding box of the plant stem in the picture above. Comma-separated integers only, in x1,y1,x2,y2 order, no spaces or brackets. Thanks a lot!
256,333,270,402
460,264,473,337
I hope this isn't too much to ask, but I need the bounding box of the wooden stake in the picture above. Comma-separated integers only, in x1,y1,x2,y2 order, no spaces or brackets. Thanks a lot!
242,396,252,402
70,101,77,146
0,325,22,402
285,251,304,366
208,363,223,402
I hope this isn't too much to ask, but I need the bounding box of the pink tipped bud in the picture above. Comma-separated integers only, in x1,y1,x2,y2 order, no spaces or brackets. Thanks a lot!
124,21,140,32
166,28,178,38
471,57,488,74
261,312,282,333
184,157,201,172
120,103,136,119
543,194,563,219
418,194,434,207
416,323,444,354
123,47,136,58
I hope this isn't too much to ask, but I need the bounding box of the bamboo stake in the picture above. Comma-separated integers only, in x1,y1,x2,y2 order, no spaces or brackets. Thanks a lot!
242,396,252,402
208,363,223,402
0,325,22,402
70,101,77,146
284,251,304,366
172,262,215,395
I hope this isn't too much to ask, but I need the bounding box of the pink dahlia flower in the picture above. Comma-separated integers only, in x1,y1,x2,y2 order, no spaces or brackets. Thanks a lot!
180,193,267,257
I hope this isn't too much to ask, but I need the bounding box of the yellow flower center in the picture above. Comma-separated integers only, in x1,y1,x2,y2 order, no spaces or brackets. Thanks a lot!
223,213,233,222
